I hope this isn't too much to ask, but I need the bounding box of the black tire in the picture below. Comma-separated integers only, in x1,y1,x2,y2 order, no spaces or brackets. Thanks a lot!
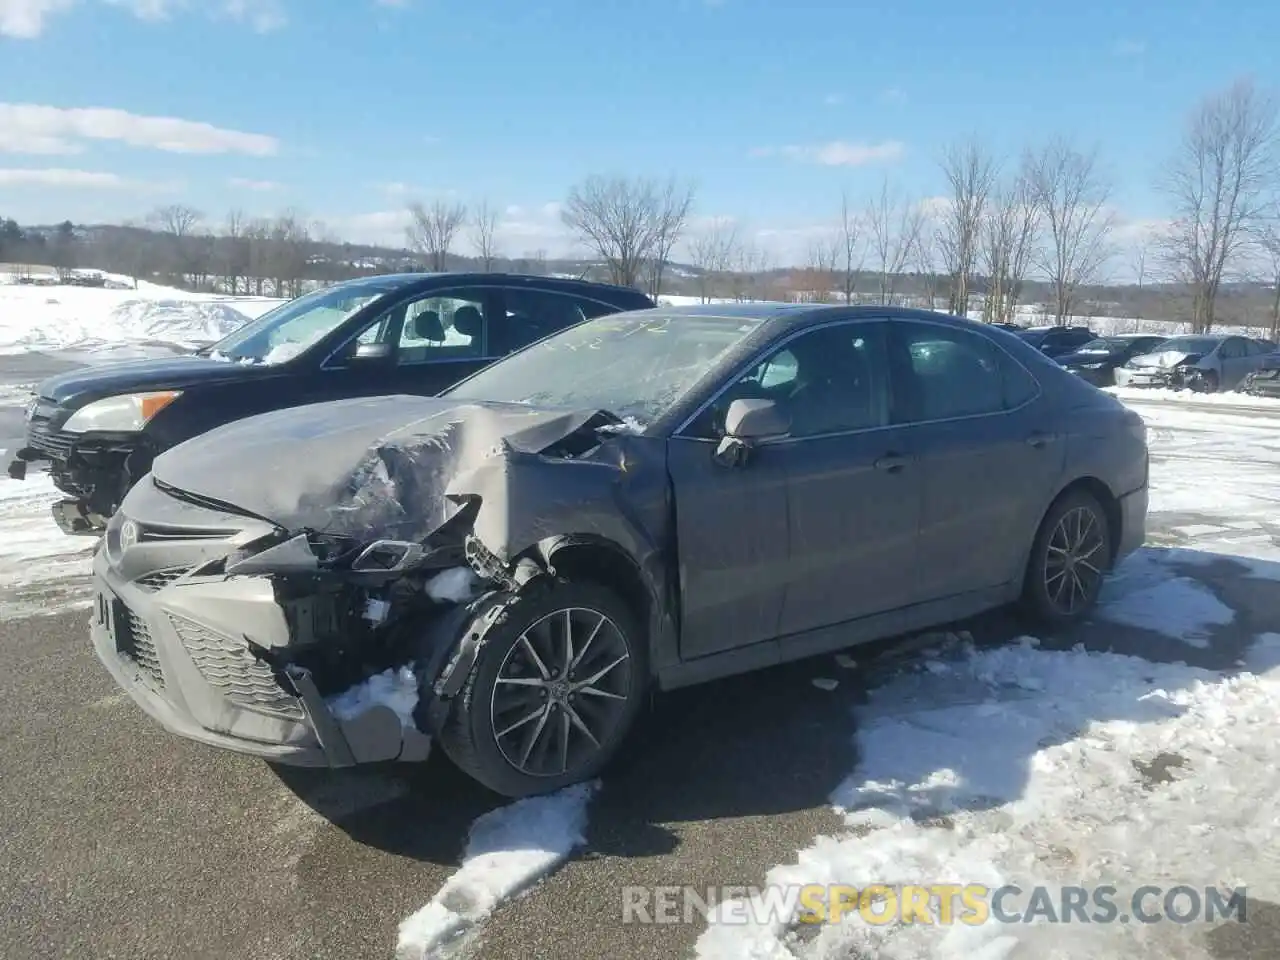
436,580,647,798
1020,489,1113,627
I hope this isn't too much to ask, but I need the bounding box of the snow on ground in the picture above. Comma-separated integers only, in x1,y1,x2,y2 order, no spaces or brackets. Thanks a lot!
0,274,284,355
1107,385,1280,409
0,468,95,618
396,782,596,959
696,635,1280,960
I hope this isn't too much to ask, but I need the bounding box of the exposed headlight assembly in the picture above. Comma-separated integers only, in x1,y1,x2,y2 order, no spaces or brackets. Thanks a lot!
62,391,182,433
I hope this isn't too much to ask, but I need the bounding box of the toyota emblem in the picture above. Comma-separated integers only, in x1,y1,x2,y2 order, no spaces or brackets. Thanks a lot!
119,519,139,549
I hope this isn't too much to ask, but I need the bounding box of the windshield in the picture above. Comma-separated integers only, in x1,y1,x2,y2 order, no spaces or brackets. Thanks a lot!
206,277,408,364
1147,336,1220,355
443,312,765,425
1078,337,1138,353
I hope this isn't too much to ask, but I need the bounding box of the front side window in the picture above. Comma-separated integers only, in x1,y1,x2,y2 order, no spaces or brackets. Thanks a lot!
396,293,488,364
688,323,889,439
1219,338,1246,359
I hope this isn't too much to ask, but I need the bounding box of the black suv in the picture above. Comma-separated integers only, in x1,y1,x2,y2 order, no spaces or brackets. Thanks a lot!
8,272,655,534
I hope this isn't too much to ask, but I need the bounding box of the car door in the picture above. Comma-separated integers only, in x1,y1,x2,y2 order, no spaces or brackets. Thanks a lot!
667,320,920,659
493,287,608,355
888,319,1065,602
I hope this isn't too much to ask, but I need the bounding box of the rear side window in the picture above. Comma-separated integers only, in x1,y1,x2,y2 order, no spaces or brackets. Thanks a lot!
893,323,1036,423
500,289,601,353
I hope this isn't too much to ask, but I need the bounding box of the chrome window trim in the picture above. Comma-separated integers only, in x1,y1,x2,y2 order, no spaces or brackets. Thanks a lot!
669,314,1043,444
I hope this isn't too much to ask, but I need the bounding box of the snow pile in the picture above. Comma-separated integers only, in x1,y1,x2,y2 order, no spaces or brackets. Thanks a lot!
697,635,1280,960
326,665,419,729
0,278,284,354
1107,385,1280,408
396,782,597,959
1097,549,1236,648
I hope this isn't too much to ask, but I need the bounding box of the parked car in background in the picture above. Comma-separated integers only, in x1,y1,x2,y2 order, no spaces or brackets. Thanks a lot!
1017,325,1097,358
1055,334,1171,387
90,304,1148,797
1242,351,1280,399
1113,333,1276,392
8,273,655,535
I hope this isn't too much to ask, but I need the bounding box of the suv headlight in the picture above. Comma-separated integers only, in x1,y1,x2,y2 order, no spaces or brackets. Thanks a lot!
62,391,182,433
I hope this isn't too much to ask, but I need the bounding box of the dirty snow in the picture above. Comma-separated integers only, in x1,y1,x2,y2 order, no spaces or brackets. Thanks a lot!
396,782,596,959
0,274,283,354
696,635,1280,960
326,665,419,730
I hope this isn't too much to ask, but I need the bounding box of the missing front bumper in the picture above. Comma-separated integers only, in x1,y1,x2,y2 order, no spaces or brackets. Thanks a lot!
90,552,436,768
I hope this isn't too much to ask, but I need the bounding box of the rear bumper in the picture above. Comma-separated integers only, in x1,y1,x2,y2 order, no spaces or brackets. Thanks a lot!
90,547,433,767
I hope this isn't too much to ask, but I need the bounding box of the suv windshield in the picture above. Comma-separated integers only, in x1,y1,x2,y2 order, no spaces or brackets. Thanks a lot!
443,312,764,425
206,277,408,364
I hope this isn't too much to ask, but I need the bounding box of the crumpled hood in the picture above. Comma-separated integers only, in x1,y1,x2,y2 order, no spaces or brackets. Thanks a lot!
1129,350,1200,369
150,395,623,539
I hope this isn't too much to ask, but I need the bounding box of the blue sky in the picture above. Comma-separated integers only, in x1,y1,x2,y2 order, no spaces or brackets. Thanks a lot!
0,0,1275,266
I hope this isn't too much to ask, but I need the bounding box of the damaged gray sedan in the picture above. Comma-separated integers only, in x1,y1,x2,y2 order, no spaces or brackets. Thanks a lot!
91,303,1149,797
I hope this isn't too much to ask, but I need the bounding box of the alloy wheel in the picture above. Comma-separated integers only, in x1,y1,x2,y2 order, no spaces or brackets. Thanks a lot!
489,606,633,778
1043,506,1107,616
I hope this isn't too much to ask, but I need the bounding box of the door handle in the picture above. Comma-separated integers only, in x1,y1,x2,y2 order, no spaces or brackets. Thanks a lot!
874,453,909,473
1025,431,1059,449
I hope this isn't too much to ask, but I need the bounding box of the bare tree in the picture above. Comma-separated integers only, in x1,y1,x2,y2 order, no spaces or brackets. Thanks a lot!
407,199,468,272
220,210,252,295
644,179,696,299
1158,78,1278,332
913,227,940,310
981,168,1041,324
838,192,866,304
803,232,840,302
938,138,999,315
561,175,695,289
866,179,925,305
148,204,204,286
1026,138,1116,323
470,200,500,272
688,219,741,302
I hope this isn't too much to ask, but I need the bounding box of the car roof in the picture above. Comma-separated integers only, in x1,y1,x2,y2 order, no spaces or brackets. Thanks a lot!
323,271,653,300
631,302,1040,336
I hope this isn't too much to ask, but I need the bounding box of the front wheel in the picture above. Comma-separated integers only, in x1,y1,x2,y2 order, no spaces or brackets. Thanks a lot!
1193,369,1220,393
437,581,647,798
1021,490,1113,626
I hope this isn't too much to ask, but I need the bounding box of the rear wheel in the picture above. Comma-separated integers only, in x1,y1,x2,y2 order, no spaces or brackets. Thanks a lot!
437,580,647,798
1021,490,1112,626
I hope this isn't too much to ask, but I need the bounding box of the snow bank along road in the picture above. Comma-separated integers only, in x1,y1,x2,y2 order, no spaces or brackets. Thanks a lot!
1,389,1279,960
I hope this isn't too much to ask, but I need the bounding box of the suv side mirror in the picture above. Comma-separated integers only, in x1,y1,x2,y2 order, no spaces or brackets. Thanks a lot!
714,398,790,467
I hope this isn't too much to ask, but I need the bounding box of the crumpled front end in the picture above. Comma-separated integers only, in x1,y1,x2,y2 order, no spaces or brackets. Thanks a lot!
92,400,644,768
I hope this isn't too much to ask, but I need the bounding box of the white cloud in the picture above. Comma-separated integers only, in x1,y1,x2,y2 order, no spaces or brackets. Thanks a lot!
334,199,573,255
228,177,280,191
0,103,278,156
103,0,286,31
0,0,73,37
0,167,171,190
752,140,906,167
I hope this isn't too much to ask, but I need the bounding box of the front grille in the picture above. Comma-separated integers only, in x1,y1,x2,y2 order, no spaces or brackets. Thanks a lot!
27,418,73,461
133,567,192,592
112,598,164,690
168,614,303,720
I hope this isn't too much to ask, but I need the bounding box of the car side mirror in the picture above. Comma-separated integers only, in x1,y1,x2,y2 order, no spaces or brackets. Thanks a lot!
351,342,393,363
714,398,790,468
